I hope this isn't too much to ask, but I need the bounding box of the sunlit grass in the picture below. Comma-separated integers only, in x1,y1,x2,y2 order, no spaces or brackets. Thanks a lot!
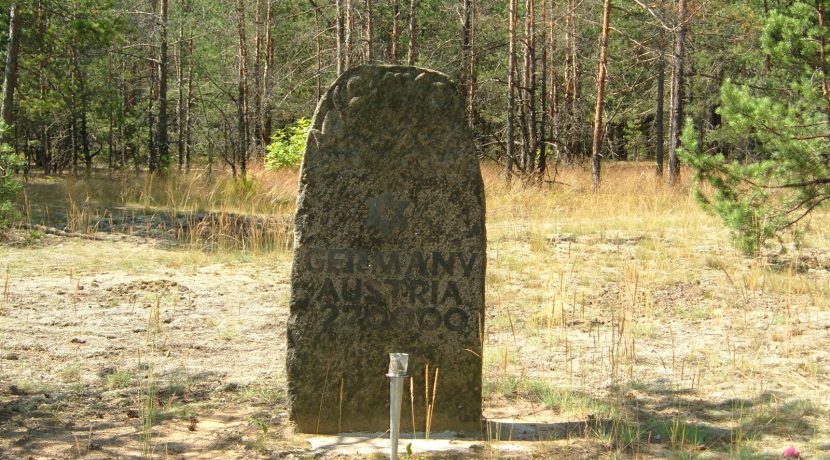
7,160,830,457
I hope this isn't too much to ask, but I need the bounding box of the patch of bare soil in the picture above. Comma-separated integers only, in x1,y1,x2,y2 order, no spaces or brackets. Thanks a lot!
0,233,301,459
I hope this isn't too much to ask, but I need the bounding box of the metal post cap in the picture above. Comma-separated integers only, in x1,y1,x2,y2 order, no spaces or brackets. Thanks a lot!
386,353,409,377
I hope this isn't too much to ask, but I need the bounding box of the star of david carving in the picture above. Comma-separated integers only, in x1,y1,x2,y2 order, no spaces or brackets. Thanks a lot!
365,192,410,237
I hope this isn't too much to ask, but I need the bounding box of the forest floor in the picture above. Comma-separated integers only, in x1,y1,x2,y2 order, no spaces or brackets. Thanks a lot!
1,163,830,459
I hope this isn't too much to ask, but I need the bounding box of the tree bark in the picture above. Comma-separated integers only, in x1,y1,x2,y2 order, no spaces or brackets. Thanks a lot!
460,0,472,103
539,0,548,178
263,0,274,142
253,0,264,152
547,0,559,164
468,0,478,126
668,0,686,185
345,0,353,69
655,0,665,177
522,0,537,173
563,0,579,160
391,0,400,63
236,0,250,177
407,0,418,65
506,0,518,183
185,29,194,170
153,0,170,172
366,0,374,62
336,0,345,74
1,2,22,131
591,0,611,192
177,0,187,170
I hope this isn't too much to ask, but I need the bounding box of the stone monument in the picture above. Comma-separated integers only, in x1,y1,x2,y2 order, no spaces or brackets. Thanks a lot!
287,65,485,434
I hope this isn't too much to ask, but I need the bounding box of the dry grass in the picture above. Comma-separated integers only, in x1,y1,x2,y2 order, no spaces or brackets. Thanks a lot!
481,162,830,458
6,161,830,458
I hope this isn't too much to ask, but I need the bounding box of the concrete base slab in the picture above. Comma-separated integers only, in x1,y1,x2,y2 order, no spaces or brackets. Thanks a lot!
307,432,530,457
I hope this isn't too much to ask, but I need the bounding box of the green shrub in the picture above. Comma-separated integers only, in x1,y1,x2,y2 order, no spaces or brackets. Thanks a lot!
0,123,22,225
265,117,311,169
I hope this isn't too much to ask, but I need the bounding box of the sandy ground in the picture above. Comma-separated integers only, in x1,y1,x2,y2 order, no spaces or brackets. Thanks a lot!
2,226,830,459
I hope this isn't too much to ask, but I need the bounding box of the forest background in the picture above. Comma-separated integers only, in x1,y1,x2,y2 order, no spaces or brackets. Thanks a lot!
2,0,829,254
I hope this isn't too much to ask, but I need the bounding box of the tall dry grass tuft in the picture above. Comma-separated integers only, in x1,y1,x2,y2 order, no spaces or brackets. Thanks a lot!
23,166,300,252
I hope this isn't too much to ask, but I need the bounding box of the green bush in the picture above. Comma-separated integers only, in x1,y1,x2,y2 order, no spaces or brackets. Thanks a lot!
0,123,22,225
265,117,311,169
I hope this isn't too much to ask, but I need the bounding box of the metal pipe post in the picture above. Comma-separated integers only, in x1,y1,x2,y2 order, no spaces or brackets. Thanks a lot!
387,353,409,460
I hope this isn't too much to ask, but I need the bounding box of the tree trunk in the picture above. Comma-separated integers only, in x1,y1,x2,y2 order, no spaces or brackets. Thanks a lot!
263,0,274,141
313,3,323,100
390,0,400,63
655,0,665,176
506,0,518,183
185,29,194,170
366,0,374,62
539,0,548,178
591,0,611,192
237,0,250,177
253,0,264,152
468,0,478,127
1,2,22,132
345,0,353,69
547,0,559,163
177,0,187,170
563,0,579,160
153,0,170,172
668,0,686,185
407,0,418,65
460,0,472,101
336,0,345,74
523,0,537,173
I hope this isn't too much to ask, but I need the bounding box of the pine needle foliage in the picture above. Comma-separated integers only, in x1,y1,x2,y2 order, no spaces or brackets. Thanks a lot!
682,1,830,255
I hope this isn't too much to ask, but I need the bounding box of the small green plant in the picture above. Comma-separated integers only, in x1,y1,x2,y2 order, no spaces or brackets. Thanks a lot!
265,117,311,169
60,363,82,383
250,416,269,453
106,369,133,389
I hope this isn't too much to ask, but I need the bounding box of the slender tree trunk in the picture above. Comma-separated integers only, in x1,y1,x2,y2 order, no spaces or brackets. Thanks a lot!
314,3,323,100
366,0,374,62
506,0,518,183
147,55,156,173
539,0,548,178
563,0,578,160
1,2,22,132
177,0,186,170
548,0,559,162
237,0,250,177
655,0,665,176
523,0,537,173
345,0,353,69
390,0,400,63
185,31,194,170
407,0,418,65
336,0,345,74
263,0,274,140
460,0,472,100
153,0,170,172
468,0,478,126
120,58,129,169
566,0,578,116
668,0,686,185
591,0,611,192
253,0,264,152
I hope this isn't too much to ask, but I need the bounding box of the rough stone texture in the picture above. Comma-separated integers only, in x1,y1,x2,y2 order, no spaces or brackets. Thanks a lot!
287,65,485,434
